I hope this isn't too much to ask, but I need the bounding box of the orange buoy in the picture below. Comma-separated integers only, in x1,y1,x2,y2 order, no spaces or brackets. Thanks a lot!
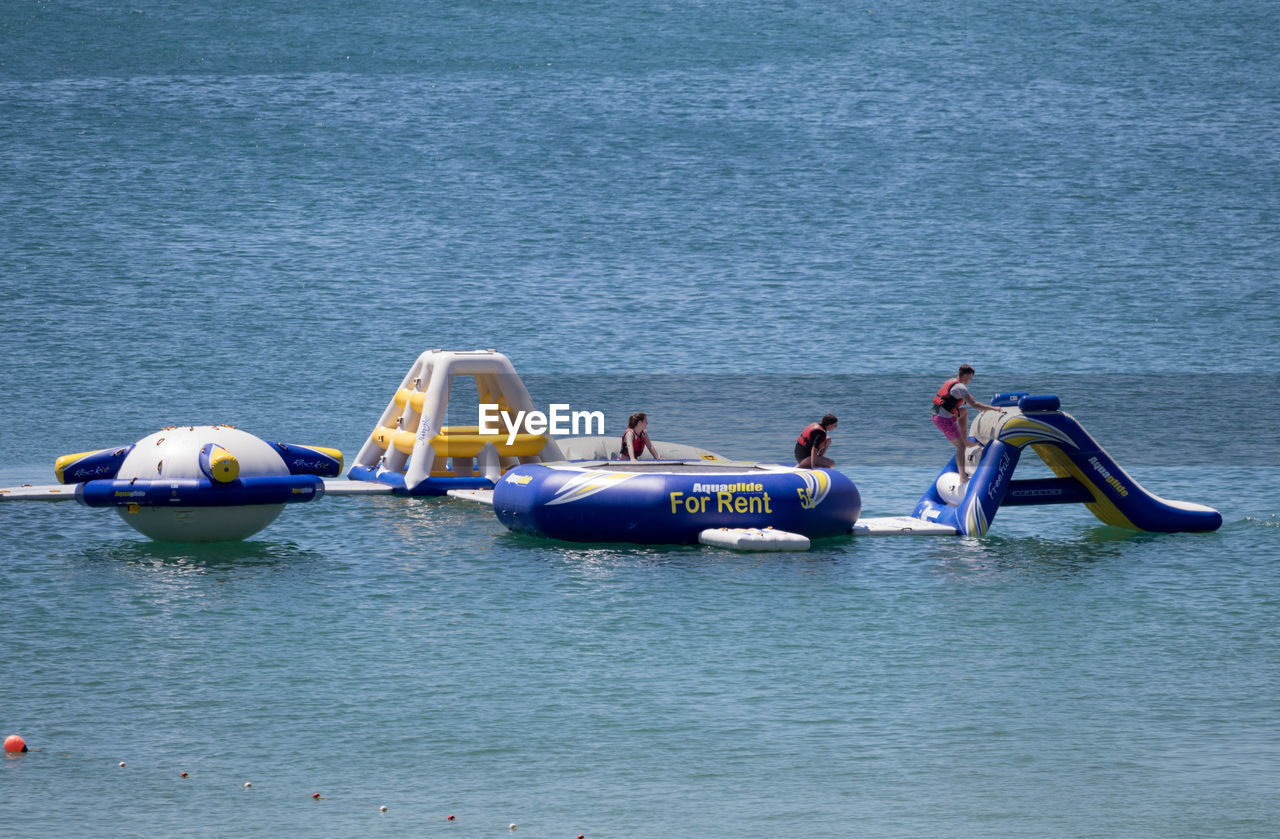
4,735,27,753
447,814,456,821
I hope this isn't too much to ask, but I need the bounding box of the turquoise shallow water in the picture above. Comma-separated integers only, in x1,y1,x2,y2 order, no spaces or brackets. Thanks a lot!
3,1,1279,837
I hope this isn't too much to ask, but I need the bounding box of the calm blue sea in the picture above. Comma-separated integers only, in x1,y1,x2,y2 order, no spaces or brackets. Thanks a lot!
2,1,1278,836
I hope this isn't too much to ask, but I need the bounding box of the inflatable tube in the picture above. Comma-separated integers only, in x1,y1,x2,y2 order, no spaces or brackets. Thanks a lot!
55,445,134,484
346,464,495,495
267,442,344,477
493,461,860,544
199,444,240,483
76,475,324,508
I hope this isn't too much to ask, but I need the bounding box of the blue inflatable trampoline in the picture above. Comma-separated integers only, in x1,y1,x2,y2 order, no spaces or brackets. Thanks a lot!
492,460,861,544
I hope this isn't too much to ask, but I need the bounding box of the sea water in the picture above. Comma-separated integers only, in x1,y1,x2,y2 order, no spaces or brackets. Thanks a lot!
2,1,1278,837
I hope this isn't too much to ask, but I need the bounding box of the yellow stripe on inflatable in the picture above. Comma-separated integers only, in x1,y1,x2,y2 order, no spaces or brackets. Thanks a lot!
998,416,1076,449
206,446,240,483
1030,443,1137,529
55,450,100,484
371,426,396,450
392,430,418,455
375,425,548,457
393,389,427,412
297,445,344,471
431,430,548,458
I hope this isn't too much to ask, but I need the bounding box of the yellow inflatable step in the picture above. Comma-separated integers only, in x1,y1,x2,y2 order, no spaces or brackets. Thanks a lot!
370,425,547,458
432,427,548,458
393,388,428,413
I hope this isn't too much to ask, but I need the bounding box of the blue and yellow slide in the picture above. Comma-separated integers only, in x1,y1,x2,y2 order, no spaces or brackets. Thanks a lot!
888,393,1223,536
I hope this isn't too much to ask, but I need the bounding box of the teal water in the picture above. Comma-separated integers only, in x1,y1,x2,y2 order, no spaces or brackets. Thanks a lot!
2,1,1278,836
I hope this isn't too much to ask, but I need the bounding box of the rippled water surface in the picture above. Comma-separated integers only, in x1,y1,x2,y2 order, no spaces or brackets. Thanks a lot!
2,1,1278,836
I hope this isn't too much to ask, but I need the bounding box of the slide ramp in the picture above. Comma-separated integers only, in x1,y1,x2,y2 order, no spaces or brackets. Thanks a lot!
997,401,1221,532
909,394,1221,535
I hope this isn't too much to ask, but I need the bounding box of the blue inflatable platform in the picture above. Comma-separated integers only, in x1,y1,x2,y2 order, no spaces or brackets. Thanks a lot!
493,460,861,544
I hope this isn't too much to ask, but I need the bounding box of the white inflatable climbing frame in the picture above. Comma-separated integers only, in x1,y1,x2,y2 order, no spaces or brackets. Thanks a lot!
348,349,566,495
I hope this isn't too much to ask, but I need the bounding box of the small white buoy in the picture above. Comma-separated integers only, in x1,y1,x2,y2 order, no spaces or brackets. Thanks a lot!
380,805,389,812
509,824,517,831
244,781,252,788
118,761,126,768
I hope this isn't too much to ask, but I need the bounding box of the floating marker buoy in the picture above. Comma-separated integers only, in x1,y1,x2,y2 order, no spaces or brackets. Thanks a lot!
118,761,126,767
3,735,26,753
508,824,517,831
180,771,189,778
380,805,388,812
312,792,321,799
447,814,456,821
244,782,252,788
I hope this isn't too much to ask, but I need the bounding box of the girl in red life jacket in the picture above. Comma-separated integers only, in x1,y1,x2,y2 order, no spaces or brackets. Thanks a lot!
620,412,661,460
795,414,838,468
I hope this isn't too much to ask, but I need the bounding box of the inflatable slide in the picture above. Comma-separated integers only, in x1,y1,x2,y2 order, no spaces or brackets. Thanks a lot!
857,393,1222,536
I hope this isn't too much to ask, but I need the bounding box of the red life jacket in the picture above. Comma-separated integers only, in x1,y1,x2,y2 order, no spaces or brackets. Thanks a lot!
797,422,824,447
620,429,649,458
933,377,961,416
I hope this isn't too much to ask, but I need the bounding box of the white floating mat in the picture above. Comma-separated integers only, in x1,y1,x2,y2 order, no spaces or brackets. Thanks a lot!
446,489,495,506
698,527,810,551
0,484,79,501
321,480,396,495
850,516,958,536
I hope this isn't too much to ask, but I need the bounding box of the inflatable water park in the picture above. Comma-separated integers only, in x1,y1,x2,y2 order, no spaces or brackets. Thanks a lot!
0,349,1222,549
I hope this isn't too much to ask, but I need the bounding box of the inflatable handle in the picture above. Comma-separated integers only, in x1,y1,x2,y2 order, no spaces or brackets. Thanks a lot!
1019,394,1061,412
76,475,324,508
199,444,240,483
992,392,1030,408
